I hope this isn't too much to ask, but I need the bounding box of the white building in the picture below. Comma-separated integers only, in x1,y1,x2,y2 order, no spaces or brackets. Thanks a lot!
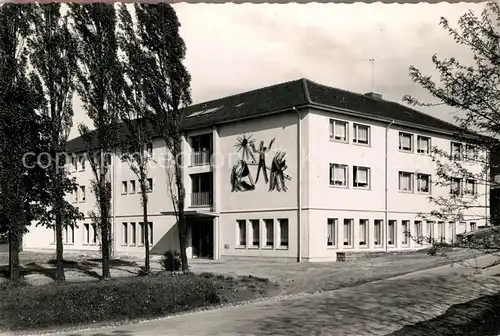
23,78,489,262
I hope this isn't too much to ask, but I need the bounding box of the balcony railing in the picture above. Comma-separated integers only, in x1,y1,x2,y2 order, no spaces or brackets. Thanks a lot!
191,150,211,166
191,191,213,207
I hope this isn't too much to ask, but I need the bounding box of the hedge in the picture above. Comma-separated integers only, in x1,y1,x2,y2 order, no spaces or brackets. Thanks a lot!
0,272,274,332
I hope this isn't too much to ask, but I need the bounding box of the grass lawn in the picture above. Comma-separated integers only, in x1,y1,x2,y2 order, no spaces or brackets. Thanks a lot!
0,271,279,333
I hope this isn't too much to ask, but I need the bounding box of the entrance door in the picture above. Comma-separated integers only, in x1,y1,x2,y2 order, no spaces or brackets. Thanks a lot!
191,219,213,259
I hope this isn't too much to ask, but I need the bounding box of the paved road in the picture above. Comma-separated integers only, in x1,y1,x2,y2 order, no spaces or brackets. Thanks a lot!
60,260,500,336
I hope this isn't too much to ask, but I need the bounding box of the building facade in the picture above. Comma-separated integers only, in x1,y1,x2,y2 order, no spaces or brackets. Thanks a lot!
23,79,489,262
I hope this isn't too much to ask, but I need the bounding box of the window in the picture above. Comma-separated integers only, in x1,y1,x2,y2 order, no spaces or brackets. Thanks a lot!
139,222,145,246
470,222,477,231
427,221,434,242
73,188,78,203
122,181,128,194
330,119,348,142
91,223,98,245
330,164,348,187
402,220,409,245
466,144,478,160
64,224,74,245
130,180,136,194
343,219,353,246
264,219,274,247
359,219,368,246
399,132,413,152
146,178,153,192
451,142,462,160
388,220,396,245
438,221,445,242
450,177,462,195
122,222,128,245
353,124,370,145
80,186,86,202
417,174,431,193
327,218,337,247
353,166,370,189
250,219,260,247
414,221,422,244
374,220,383,246
148,222,153,245
399,172,414,192
237,220,246,247
104,153,112,166
417,136,431,154
83,223,90,245
449,222,456,244
145,142,153,157
464,179,476,195
130,222,136,245
278,219,289,248
71,155,77,171
79,155,86,171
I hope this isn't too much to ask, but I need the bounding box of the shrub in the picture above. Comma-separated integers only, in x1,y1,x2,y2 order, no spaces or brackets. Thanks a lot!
160,250,182,272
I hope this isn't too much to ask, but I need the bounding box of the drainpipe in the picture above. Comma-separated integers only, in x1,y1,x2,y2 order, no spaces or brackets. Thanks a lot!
293,107,302,263
385,120,395,251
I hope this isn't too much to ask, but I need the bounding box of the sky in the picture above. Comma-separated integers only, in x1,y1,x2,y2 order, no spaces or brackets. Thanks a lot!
69,2,487,139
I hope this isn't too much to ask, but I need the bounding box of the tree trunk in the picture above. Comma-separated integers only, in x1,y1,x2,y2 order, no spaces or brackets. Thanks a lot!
174,137,188,272
142,178,150,273
99,152,111,279
54,164,65,282
8,224,21,282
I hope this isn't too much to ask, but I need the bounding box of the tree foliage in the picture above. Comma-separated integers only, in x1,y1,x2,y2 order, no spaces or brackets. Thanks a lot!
28,3,83,282
404,2,500,267
0,3,51,281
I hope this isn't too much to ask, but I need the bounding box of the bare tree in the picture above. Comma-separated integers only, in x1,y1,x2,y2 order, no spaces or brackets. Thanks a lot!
404,2,500,269
70,3,123,279
131,3,192,271
116,4,155,274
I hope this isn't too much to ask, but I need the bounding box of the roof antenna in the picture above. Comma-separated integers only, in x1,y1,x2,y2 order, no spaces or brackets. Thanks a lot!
368,58,375,92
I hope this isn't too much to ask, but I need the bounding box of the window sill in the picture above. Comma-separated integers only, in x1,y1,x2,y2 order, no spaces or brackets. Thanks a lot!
417,191,431,195
399,190,414,194
329,184,348,189
248,246,259,250
121,193,127,195
329,138,349,144
262,246,274,250
129,244,136,247
353,187,370,191
235,246,246,249
353,142,370,147
277,246,289,250
358,243,368,248
398,149,413,154
417,151,430,155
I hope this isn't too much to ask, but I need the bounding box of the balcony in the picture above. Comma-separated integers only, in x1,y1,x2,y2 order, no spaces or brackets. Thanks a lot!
191,191,213,207
190,134,212,167
191,150,211,166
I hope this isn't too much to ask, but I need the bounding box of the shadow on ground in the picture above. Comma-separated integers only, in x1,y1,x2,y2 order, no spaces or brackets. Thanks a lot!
0,258,139,281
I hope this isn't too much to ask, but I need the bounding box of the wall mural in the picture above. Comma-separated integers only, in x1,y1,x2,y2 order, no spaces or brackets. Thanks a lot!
230,133,291,192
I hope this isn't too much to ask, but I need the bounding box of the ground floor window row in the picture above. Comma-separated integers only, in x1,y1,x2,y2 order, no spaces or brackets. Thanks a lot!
51,222,153,247
121,222,153,247
327,218,477,248
236,218,289,250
